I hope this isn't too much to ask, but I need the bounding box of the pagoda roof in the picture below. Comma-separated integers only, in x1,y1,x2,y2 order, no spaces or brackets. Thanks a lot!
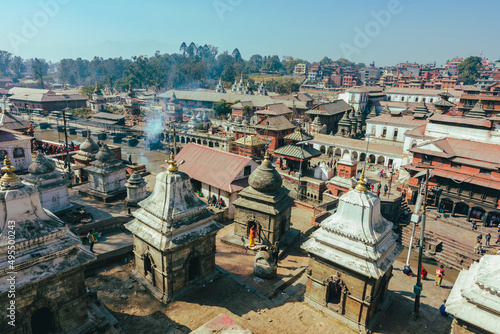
273,144,321,161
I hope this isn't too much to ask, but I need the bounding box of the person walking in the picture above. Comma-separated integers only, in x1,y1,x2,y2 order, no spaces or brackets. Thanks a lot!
377,188,381,197
271,242,280,267
472,219,477,230
435,265,445,287
384,184,388,196
87,229,96,253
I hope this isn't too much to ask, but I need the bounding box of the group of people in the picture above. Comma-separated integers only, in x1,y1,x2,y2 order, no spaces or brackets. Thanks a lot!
209,195,225,209
368,183,389,197
35,141,78,155
402,264,445,287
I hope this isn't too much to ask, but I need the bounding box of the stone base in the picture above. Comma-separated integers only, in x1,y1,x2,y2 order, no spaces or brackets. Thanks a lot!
78,184,127,203
221,226,300,257
130,269,220,304
125,198,140,207
304,292,393,333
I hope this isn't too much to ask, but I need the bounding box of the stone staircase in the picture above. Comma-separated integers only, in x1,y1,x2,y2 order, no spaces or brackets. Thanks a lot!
400,223,482,271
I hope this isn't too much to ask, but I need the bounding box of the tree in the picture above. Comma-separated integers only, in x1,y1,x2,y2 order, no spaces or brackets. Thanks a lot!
0,51,12,77
179,42,187,57
213,99,232,117
232,48,242,62
264,55,282,72
457,56,482,85
320,56,333,65
242,105,252,117
10,56,25,79
30,58,48,88
276,81,300,95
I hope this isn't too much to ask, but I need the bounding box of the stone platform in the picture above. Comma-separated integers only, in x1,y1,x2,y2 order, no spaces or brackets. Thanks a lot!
221,224,301,258
78,184,127,203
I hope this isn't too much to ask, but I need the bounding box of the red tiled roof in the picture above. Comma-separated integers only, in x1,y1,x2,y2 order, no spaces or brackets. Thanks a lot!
367,114,427,127
171,143,256,193
404,124,427,137
255,103,293,116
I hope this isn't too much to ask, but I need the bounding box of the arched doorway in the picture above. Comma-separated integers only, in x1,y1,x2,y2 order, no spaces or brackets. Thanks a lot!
440,198,454,213
359,152,366,161
31,307,55,334
327,147,333,156
342,149,350,157
377,156,385,165
454,202,469,217
352,151,358,159
197,139,201,144
470,207,485,222
208,141,214,148
320,145,326,154
486,211,500,227
181,137,185,144
334,148,342,157
368,154,376,163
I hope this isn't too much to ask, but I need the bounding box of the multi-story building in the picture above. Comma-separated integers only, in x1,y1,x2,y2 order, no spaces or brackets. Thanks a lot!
9,87,87,113
457,82,500,117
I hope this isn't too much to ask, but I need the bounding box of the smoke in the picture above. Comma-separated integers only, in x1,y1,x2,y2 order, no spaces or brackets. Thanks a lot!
146,117,163,141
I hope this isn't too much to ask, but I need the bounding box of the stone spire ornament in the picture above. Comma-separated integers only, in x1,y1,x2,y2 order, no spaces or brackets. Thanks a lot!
167,152,178,172
0,156,20,184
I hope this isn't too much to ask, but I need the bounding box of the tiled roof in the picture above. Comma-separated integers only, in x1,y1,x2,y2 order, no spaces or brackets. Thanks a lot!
0,112,31,130
273,144,321,160
234,135,266,147
404,124,427,137
306,99,351,116
428,114,491,128
92,112,125,120
254,115,295,131
366,114,427,127
174,143,255,193
284,126,314,142
0,128,32,143
255,103,293,116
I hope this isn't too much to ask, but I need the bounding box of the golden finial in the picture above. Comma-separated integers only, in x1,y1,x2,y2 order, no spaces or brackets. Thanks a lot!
263,150,271,163
1,157,20,183
167,152,178,172
355,171,367,192
2,109,8,114
478,98,482,103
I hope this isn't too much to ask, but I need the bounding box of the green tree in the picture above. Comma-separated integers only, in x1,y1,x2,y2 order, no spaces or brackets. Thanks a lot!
213,99,232,117
10,56,25,79
320,56,333,65
0,51,12,77
232,48,243,62
276,81,300,95
242,105,252,117
457,56,482,85
180,42,187,57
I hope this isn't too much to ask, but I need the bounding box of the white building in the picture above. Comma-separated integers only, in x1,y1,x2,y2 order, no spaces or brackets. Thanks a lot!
384,87,461,104
338,86,370,113
366,113,427,143
174,143,259,219
0,127,33,170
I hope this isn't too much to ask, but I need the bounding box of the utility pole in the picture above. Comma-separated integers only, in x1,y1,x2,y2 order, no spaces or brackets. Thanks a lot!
62,107,72,185
414,167,431,316
295,140,307,200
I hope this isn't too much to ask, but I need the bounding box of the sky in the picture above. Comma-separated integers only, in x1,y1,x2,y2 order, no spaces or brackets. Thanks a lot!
1,0,499,66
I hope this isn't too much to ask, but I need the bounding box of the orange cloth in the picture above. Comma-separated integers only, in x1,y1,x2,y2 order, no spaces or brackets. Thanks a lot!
249,226,259,239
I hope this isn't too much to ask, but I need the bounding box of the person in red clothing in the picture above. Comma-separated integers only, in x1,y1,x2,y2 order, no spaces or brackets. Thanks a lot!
248,223,259,247
421,267,428,280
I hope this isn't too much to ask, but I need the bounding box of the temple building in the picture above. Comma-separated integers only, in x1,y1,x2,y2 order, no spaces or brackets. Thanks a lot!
79,144,127,202
306,100,352,135
125,171,147,206
446,255,500,334
466,99,488,119
215,77,225,93
433,90,455,114
0,157,96,333
231,152,294,246
326,153,359,198
124,88,140,115
125,154,223,302
274,125,321,172
0,123,33,171
72,132,100,166
88,85,106,112
310,116,327,134
22,150,72,214
302,175,403,332
231,75,252,95
232,135,267,157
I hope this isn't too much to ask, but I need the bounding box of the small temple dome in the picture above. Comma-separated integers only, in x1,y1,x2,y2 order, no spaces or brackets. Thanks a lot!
28,151,56,175
79,134,99,154
95,144,116,162
248,152,282,193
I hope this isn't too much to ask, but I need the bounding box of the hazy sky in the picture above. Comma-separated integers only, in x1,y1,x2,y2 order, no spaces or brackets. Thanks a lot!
2,0,499,66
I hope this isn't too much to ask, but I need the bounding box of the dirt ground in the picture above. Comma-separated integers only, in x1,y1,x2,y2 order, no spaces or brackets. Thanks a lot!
86,206,453,334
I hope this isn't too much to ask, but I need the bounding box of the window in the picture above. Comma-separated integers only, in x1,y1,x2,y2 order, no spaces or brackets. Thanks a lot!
13,147,24,158
401,97,404,101
244,165,251,176
415,97,419,102
382,127,387,137
430,98,433,103
421,154,433,166
451,162,461,169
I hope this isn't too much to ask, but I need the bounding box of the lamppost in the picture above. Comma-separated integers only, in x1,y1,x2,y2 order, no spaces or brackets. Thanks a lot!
362,133,374,181
387,164,395,197
413,165,433,317
62,97,72,184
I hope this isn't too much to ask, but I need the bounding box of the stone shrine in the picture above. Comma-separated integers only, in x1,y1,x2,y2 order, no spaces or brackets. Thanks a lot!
79,143,127,202
125,154,223,303
446,255,500,334
125,171,147,206
22,150,72,214
302,174,403,332
232,152,294,246
0,157,96,333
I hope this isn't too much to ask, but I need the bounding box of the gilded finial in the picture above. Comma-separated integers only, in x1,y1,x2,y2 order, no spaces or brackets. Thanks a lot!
2,109,8,114
263,150,271,163
355,171,367,192
167,152,178,172
1,157,20,183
